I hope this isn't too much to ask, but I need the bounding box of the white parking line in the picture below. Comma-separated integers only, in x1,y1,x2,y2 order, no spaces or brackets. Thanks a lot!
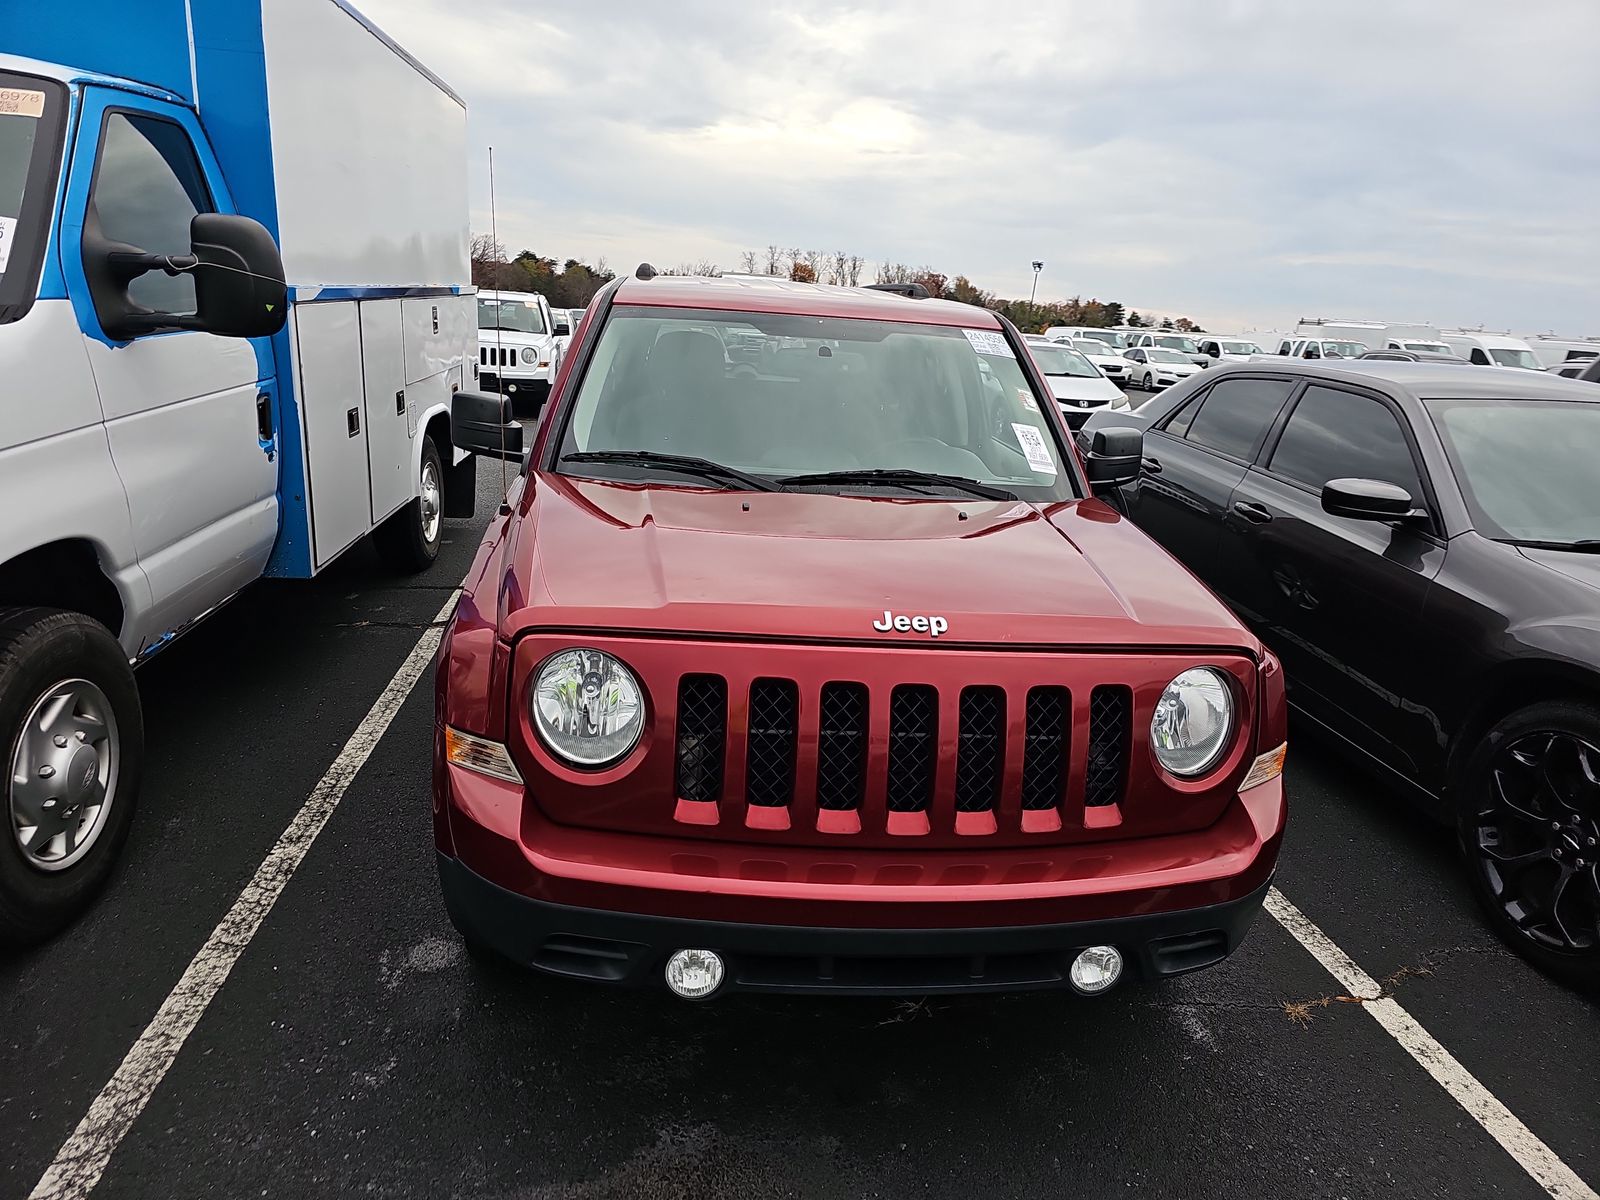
1265,888,1599,1200
28,593,458,1200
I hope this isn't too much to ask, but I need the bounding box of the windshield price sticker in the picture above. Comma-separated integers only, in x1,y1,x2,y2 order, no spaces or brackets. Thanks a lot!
0,216,14,276
963,328,1014,358
1016,387,1038,412
0,89,45,118
1011,423,1057,475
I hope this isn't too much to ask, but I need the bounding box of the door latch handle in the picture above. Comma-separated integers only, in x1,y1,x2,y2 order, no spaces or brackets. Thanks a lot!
396,389,406,416
1231,500,1272,524
347,407,361,438
255,391,274,441
1140,456,1163,474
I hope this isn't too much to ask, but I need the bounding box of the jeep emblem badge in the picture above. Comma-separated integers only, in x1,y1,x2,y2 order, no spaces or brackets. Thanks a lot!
873,610,948,638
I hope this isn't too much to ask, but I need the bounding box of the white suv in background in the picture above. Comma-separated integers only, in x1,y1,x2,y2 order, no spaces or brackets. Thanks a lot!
476,290,570,412
1196,336,1265,365
1129,331,1208,367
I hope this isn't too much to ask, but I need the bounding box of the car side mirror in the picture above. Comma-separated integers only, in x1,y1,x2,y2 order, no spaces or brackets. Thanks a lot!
1083,426,1143,490
1321,477,1421,522
554,322,571,337
452,389,525,461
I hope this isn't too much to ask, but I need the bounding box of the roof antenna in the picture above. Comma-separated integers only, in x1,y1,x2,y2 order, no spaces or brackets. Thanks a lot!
635,262,658,280
486,146,514,514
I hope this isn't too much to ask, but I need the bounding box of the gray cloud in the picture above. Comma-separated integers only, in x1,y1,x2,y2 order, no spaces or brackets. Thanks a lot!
363,0,1600,333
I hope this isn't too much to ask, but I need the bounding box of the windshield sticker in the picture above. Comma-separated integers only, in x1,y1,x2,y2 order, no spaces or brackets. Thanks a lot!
0,216,14,276
0,89,45,119
1011,423,1057,475
963,328,1014,358
1016,387,1038,413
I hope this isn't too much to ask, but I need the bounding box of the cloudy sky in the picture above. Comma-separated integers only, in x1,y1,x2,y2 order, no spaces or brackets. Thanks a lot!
363,0,1600,337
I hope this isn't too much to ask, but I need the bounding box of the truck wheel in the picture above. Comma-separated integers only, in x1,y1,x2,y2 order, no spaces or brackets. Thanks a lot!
374,435,444,572
0,608,143,945
1457,700,1600,993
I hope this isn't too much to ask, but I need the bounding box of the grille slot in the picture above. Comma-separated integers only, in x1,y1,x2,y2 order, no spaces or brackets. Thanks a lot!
674,675,726,802
1021,687,1070,811
954,687,1005,813
816,683,868,811
1086,685,1132,807
745,679,798,807
887,685,937,813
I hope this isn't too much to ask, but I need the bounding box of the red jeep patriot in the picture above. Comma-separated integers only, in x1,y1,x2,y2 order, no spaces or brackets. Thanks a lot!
435,271,1287,999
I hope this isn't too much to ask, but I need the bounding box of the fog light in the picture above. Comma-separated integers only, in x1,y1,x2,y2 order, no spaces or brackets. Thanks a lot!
665,949,725,999
1069,945,1123,994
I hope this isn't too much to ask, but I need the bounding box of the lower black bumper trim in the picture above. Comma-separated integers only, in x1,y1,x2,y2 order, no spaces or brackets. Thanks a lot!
438,854,1271,997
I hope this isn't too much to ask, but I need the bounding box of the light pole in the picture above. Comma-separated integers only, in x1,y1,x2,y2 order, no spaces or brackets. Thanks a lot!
1029,260,1044,305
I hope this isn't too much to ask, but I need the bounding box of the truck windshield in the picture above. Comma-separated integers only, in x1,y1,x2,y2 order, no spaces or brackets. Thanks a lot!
478,297,546,335
1489,348,1540,370
1221,341,1261,354
1429,399,1600,544
1319,341,1369,358
0,75,65,320
555,306,1077,500
1155,336,1198,353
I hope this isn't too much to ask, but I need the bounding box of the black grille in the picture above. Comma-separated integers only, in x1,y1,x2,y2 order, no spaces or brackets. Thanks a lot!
954,687,1004,813
674,675,726,802
745,679,798,807
816,683,868,811
887,685,937,813
1086,685,1131,807
1021,687,1070,811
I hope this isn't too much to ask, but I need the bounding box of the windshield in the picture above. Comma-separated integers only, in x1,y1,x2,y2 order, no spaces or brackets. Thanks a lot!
1032,346,1101,378
1403,342,1450,354
0,75,65,321
1155,335,1199,354
478,297,546,335
1317,340,1368,358
1148,349,1192,364
557,307,1075,499
1490,348,1541,370
1429,399,1600,543
1221,340,1261,355
1079,329,1129,349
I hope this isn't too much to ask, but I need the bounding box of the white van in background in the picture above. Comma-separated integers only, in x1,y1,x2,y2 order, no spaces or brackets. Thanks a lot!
1440,331,1542,369
1522,335,1600,369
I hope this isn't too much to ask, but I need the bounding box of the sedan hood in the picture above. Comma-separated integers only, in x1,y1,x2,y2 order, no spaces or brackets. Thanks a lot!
1045,373,1125,403
502,475,1254,649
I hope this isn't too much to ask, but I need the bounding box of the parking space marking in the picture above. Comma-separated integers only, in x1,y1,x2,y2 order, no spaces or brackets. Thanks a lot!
1265,888,1599,1200
28,593,459,1200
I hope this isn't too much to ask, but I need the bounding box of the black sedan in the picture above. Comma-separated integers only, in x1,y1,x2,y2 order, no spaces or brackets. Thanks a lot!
1081,361,1600,990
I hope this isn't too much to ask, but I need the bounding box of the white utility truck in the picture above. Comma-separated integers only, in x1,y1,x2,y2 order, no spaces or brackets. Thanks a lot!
0,0,515,941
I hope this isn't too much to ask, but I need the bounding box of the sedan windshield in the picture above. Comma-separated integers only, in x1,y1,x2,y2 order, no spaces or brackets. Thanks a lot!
1490,348,1541,370
1149,349,1193,364
1033,346,1101,377
1155,336,1199,354
1429,399,1600,543
478,297,546,334
556,308,1075,499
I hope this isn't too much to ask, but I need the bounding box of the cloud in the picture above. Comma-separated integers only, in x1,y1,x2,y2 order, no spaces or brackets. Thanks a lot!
360,0,1600,333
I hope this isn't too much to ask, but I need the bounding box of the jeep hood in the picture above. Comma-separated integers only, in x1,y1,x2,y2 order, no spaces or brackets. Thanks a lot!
499,475,1255,651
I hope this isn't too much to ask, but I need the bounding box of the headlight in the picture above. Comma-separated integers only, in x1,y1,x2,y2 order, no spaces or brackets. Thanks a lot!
1150,667,1233,777
520,346,538,364
531,649,644,767
1110,394,1129,409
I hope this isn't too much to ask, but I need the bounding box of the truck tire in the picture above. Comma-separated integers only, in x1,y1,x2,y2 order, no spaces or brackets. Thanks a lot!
374,435,444,572
0,608,143,945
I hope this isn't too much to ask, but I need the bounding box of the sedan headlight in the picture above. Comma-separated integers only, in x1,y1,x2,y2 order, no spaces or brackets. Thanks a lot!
531,649,644,767
1151,667,1233,777
520,346,539,364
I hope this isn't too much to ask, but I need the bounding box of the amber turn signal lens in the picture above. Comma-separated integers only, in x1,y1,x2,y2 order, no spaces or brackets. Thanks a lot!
444,726,523,784
1240,742,1287,791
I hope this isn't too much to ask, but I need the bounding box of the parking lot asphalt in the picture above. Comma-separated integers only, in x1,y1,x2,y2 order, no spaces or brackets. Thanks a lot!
3,451,1597,1200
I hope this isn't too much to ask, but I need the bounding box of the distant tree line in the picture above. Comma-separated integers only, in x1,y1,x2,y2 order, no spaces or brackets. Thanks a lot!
470,234,615,308
470,233,1205,333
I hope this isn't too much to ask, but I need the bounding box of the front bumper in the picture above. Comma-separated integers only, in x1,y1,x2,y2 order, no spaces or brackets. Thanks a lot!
439,852,1273,995
478,370,552,395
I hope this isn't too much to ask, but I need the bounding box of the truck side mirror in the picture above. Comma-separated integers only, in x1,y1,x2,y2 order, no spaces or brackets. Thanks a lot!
452,389,525,461
189,213,287,338
1083,426,1143,490
554,321,571,338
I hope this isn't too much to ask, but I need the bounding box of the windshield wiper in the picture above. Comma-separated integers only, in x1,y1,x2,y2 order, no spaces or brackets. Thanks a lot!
1507,538,1600,554
559,450,781,492
777,468,1017,500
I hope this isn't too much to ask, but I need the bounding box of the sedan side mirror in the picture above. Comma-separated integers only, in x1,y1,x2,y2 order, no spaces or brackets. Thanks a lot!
1321,477,1421,522
1083,426,1143,489
452,389,525,461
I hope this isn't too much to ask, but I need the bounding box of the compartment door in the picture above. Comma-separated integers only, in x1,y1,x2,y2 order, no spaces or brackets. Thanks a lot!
296,302,370,567
359,300,414,523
